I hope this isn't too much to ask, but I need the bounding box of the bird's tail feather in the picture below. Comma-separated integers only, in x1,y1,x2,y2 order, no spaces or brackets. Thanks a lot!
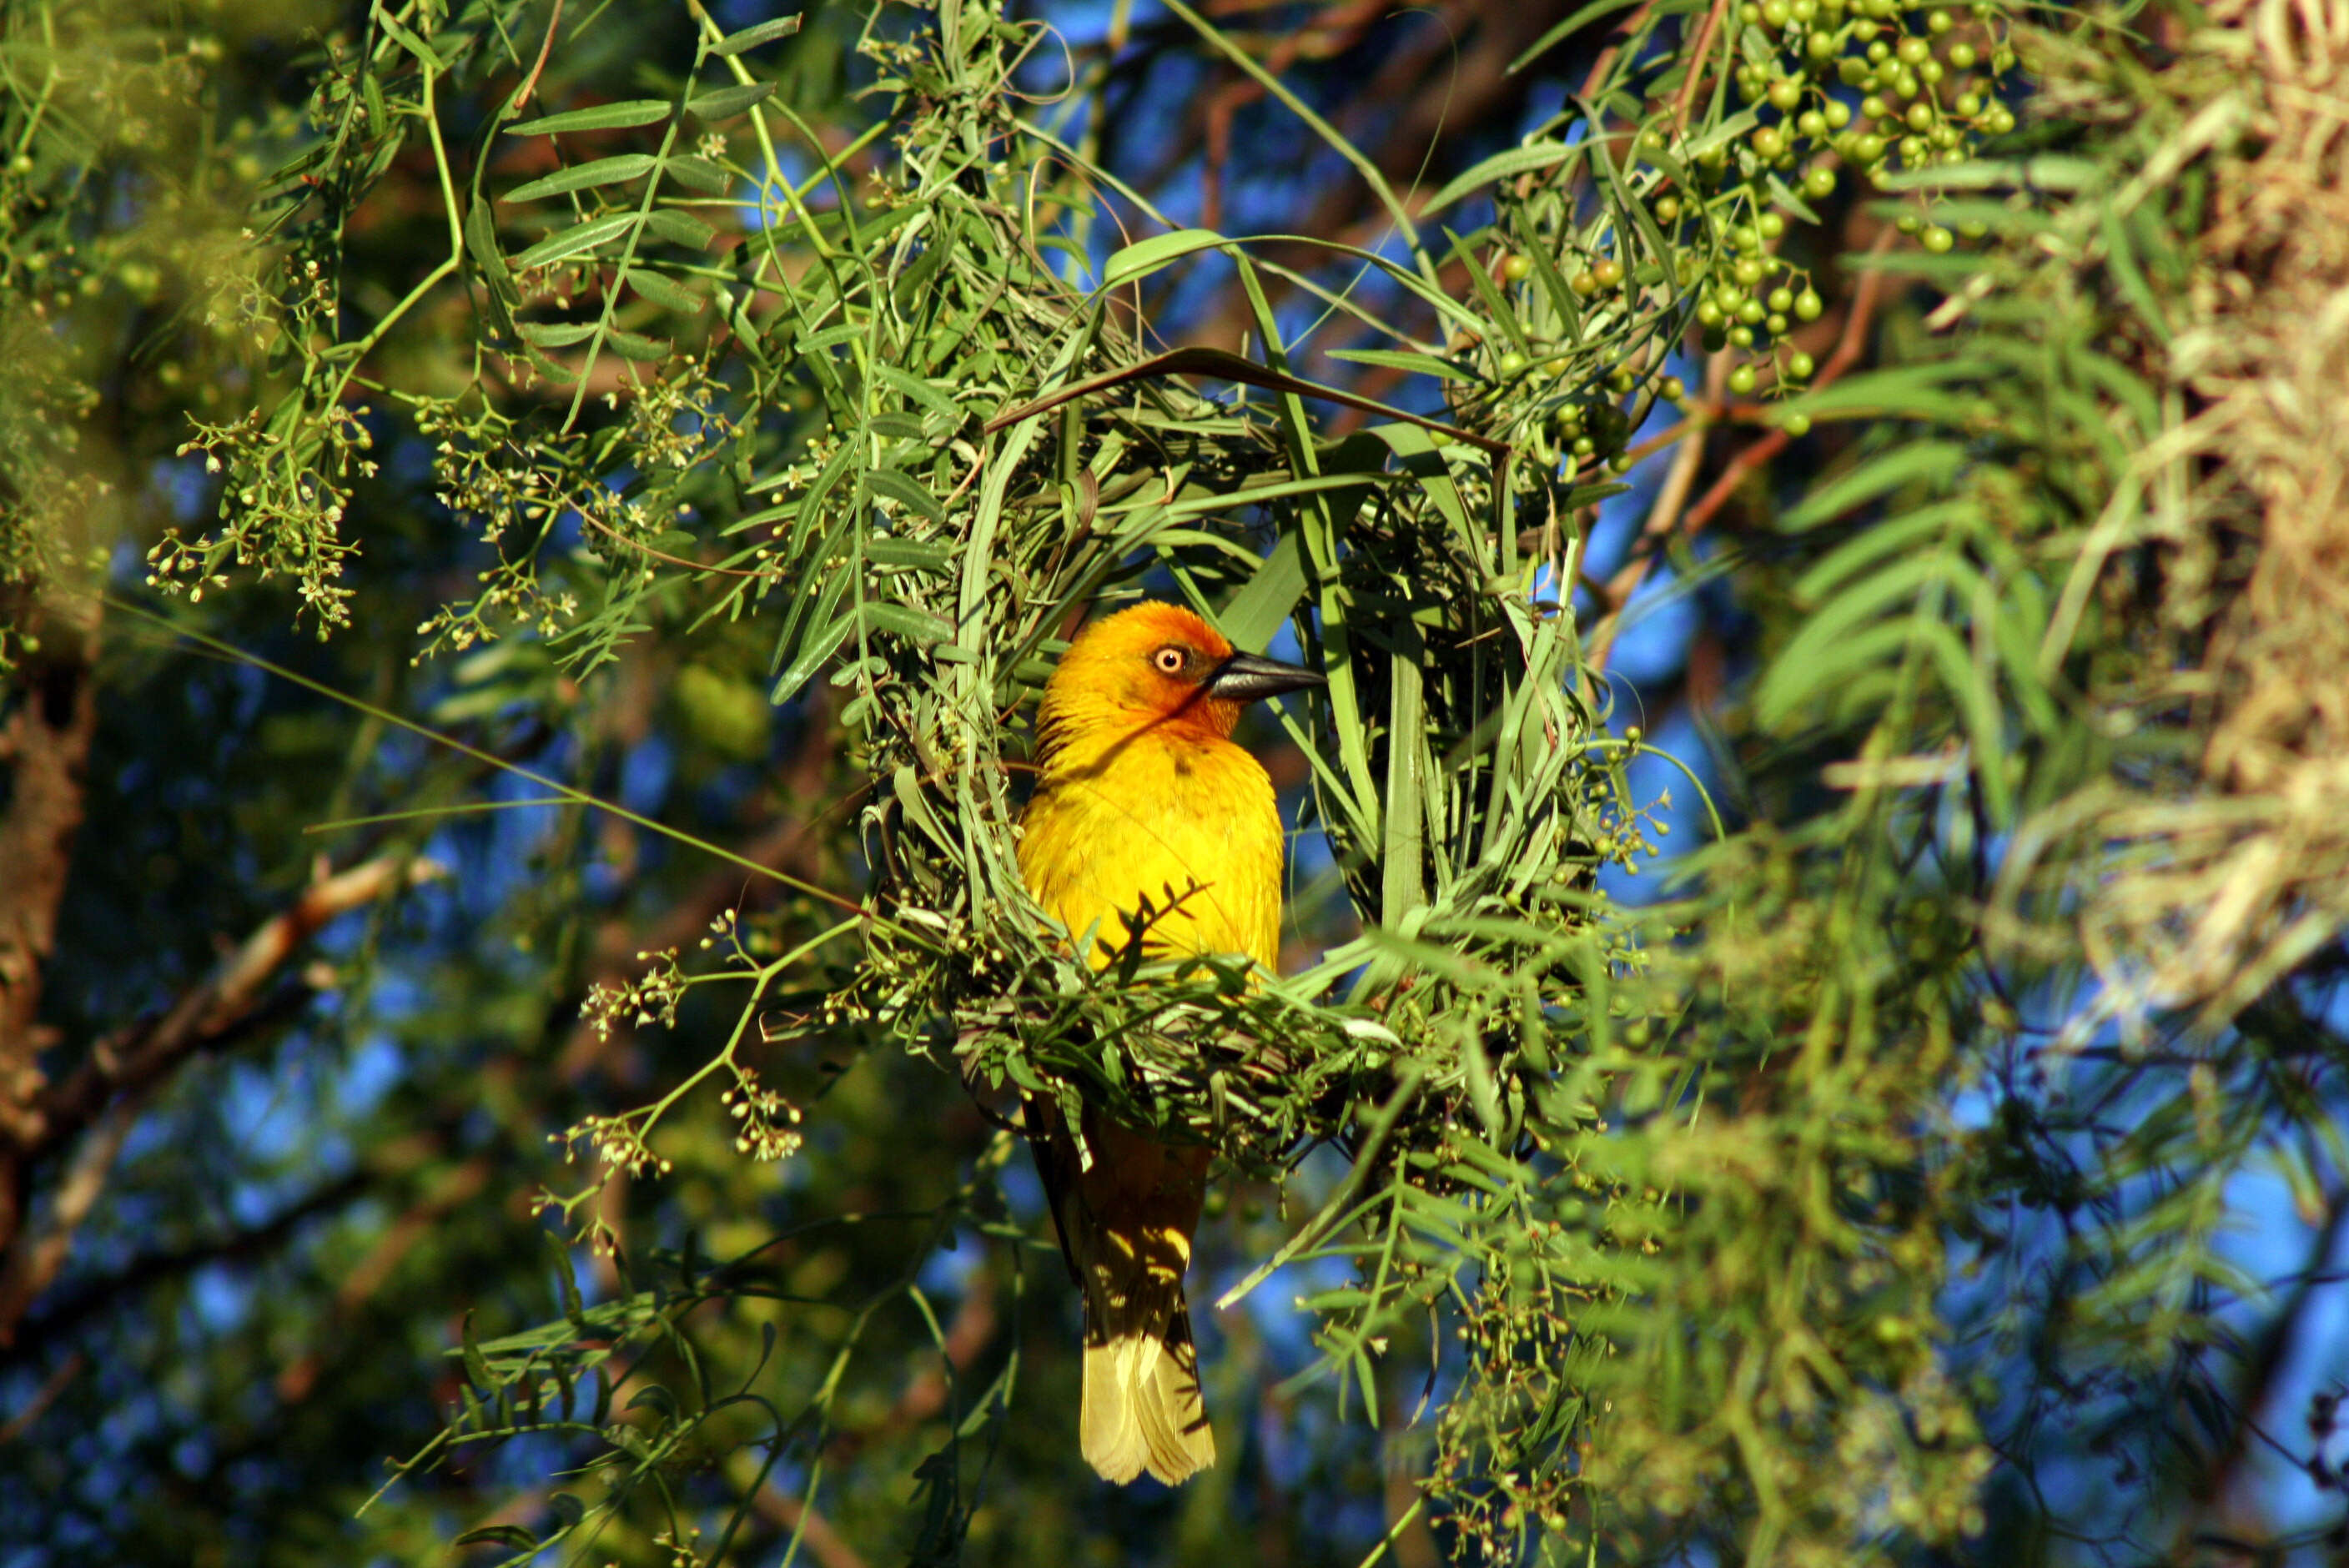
1080,1289,1215,1485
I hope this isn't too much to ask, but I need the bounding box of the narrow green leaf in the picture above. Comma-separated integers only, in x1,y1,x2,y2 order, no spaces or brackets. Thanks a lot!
373,8,445,70
508,99,672,136
512,212,641,270
1101,227,1226,287
861,602,957,646
1218,525,1311,651
602,329,674,362
1423,141,1577,215
505,154,657,204
709,15,802,54
689,80,779,120
1506,0,1647,72
866,468,946,521
519,320,601,348
662,154,732,194
624,269,705,314
463,198,521,309
454,1525,539,1550
642,209,717,249
1325,346,1473,381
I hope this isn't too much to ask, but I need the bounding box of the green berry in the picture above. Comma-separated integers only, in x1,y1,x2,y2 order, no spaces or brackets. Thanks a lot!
1766,312,1789,335
1593,258,1626,288
1794,288,1824,319
1767,285,1795,311
1897,34,1930,64
1660,374,1687,400
1786,349,1816,378
1729,324,1755,347
1498,350,1529,377
1921,224,1954,252
1948,41,1978,68
1728,364,1758,395
1781,411,1813,436
1753,126,1787,159
1824,99,1852,128
1501,254,1534,281
1758,212,1786,239
1803,163,1837,198
1905,100,1935,130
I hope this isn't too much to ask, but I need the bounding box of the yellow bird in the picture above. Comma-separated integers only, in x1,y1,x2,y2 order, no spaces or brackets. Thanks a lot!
1016,601,1324,1485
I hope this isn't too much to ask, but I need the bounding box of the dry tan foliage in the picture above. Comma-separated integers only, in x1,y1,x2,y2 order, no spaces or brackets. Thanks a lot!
2065,0,2349,1028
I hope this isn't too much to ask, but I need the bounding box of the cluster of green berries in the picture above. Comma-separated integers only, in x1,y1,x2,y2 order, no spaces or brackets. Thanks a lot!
1733,0,2019,189
1455,2,2016,459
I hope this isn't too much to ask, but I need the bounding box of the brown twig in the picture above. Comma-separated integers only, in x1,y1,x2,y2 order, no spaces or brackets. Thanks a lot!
512,0,566,113
1672,0,1731,133
1588,229,1899,671
0,854,445,1344
753,1485,872,1568
0,1349,82,1444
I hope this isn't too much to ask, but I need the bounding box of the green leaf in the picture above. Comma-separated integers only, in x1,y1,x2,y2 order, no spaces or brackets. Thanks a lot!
602,329,674,362
1423,141,1577,215
511,212,640,270
1101,228,1226,288
508,98,672,136
1325,346,1473,381
642,209,717,249
518,320,601,348
505,154,659,204
463,198,521,309
662,154,732,193
1506,0,1647,72
772,614,855,704
1218,525,1311,651
453,1525,539,1550
623,269,705,314
709,15,802,55
373,9,445,70
861,602,957,646
689,80,779,120
867,468,946,521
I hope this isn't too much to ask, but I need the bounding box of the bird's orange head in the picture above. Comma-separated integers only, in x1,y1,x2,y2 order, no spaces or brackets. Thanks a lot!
1035,601,1323,758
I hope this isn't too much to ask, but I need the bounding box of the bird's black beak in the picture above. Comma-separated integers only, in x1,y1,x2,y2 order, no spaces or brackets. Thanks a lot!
1206,650,1325,704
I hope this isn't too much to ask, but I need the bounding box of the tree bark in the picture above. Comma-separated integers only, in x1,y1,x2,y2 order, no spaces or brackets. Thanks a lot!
0,591,101,1263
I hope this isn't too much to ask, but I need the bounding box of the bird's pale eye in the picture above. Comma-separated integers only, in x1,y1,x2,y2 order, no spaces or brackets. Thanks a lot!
1152,646,1186,676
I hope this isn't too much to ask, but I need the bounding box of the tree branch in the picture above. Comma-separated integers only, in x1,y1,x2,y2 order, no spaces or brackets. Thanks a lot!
0,593,101,1250
0,853,444,1344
